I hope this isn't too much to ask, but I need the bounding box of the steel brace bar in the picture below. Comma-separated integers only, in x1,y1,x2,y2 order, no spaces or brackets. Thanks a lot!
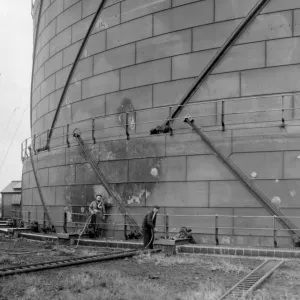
150,0,272,134
28,146,55,229
73,131,143,237
43,0,108,151
184,117,298,238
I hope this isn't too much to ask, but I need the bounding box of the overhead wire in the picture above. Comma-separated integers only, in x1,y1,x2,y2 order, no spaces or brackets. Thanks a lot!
0,106,28,176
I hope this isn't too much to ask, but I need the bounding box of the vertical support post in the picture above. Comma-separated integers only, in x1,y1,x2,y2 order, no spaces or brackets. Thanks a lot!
25,139,28,158
273,215,278,248
33,134,36,154
46,130,50,150
168,106,173,136
124,213,128,239
92,118,96,144
281,95,285,128
125,112,130,140
28,211,31,223
43,212,46,228
63,212,68,233
221,100,225,132
165,214,169,239
215,214,219,245
66,124,70,148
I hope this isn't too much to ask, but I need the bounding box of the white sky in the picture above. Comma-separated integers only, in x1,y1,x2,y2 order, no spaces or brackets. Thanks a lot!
0,1,33,191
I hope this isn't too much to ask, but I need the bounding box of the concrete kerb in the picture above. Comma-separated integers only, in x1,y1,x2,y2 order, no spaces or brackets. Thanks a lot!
177,244,300,259
1,230,299,258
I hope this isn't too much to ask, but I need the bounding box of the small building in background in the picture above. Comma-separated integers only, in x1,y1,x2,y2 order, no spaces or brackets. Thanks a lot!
1,181,21,219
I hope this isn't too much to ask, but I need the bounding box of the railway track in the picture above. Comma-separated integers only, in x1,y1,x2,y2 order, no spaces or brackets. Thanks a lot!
218,259,284,300
0,249,160,277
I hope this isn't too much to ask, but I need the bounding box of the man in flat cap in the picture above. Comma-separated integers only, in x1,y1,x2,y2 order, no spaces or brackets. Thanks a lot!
142,205,160,249
89,194,106,237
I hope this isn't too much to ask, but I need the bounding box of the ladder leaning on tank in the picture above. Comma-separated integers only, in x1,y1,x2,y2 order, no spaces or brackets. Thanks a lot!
149,0,300,241
73,130,143,238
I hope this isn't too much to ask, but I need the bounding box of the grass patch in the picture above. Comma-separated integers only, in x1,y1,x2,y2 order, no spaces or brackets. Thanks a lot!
51,245,76,256
245,289,300,300
60,269,225,300
274,260,300,281
0,269,225,300
0,274,43,300
0,254,17,266
135,253,250,274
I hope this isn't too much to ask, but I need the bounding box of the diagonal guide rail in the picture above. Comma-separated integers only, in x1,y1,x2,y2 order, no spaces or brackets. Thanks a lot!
73,132,143,237
184,117,299,238
150,0,272,134
218,259,284,300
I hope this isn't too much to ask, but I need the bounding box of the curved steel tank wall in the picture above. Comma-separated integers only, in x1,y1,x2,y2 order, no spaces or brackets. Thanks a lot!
22,0,300,246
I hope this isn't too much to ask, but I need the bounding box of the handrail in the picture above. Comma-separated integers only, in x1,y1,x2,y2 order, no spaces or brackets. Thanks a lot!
13,209,300,247
23,118,300,160
44,0,108,151
149,0,272,134
27,91,300,152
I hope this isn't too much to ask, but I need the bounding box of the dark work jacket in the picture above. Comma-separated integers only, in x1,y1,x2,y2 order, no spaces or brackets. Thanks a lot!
142,211,157,231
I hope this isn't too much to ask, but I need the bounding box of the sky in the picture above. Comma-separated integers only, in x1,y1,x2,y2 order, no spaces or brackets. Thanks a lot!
0,1,33,191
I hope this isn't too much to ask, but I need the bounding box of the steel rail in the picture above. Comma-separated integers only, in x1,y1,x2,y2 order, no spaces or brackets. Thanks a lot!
30,0,44,128
218,259,284,300
0,249,160,277
184,117,299,237
44,0,108,150
150,0,272,133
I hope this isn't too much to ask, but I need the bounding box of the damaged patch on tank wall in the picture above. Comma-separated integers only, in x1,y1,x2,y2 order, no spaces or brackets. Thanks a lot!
117,98,136,132
111,183,147,206
220,236,231,245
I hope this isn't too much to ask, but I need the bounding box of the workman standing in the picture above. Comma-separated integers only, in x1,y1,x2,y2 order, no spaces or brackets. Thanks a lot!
142,206,160,249
89,194,106,237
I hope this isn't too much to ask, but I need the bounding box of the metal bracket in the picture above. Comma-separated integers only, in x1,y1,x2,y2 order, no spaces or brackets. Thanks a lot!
73,128,81,138
221,100,225,132
125,113,130,140
92,118,96,144
66,124,70,148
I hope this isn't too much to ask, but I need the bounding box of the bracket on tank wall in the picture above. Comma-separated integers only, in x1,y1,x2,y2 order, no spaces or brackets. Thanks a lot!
92,118,96,144
125,113,130,140
66,124,70,148
150,107,173,136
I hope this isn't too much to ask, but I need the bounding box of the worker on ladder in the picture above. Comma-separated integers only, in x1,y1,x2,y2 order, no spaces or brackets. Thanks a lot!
89,194,106,237
142,206,160,249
